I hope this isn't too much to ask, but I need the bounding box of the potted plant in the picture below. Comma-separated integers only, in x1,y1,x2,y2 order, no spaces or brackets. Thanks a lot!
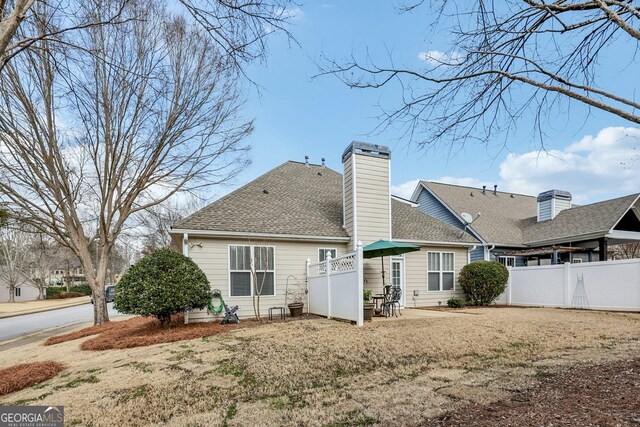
363,289,375,321
287,290,305,317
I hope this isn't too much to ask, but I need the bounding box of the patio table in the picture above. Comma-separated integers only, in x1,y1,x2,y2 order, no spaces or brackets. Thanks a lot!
372,294,388,317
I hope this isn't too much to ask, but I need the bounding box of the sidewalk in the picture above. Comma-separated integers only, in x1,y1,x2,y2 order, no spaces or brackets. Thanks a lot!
0,296,91,318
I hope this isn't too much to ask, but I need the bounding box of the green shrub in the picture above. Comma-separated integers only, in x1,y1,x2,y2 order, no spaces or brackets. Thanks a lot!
363,289,373,302
114,248,210,325
45,287,65,298
458,261,509,306
447,297,465,308
69,284,92,296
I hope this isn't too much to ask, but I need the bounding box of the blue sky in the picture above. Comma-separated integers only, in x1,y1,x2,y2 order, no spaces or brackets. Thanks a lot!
222,2,638,205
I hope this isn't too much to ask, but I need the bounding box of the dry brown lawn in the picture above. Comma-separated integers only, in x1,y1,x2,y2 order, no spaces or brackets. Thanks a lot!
1,307,639,426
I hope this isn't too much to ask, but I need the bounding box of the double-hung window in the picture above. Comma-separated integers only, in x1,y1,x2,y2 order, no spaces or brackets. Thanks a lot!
318,248,337,262
427,252,455,291
229,245,275,297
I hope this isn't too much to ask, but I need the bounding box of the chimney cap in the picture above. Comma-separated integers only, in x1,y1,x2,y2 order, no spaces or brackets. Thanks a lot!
342,141,391,162
537,189,572,202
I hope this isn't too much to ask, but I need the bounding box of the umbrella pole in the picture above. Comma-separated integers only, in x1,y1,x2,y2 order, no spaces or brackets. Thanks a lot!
381,256,385,287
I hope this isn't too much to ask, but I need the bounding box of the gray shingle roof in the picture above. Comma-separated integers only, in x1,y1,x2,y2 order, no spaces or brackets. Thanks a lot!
174,161,479,244
422,182,538,246
522,193,639,245
391,199,479,243
174,162,349,237
421,181,639,246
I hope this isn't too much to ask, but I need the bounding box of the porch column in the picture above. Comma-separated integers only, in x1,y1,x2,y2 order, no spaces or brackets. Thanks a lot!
598,237,608,261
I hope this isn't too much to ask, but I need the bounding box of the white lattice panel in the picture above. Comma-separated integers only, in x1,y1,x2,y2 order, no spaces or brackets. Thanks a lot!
330,254,356,273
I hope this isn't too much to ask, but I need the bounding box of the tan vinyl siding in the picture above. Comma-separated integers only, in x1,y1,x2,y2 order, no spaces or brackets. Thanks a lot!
343,156,354,247
361,245,469,307
404,246,468,306
353,154,390,245
186,236,349,322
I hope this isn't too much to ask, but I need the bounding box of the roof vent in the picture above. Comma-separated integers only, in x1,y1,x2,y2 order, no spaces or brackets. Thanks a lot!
493,185,497,195
482,185,486,194
263,189,269,194
321,157,326,166
304,155,309,166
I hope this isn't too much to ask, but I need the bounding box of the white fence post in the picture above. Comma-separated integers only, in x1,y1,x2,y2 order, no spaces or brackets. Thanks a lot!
326,253,332,319
507,266,512,306
356,241,364,327
564,262,571,308
306,258,311,314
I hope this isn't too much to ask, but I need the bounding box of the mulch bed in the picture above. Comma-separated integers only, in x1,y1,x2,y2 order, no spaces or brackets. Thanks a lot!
0,361,65,396
43,313,318,351
437,359,640,426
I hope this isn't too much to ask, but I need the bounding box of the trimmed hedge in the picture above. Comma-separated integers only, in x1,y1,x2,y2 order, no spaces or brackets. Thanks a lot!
69,284,92,296
45,286,65,298
458,261,509,306
114,248,210,325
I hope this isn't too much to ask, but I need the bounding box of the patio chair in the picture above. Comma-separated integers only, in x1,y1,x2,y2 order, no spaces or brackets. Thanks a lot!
382,286,402,317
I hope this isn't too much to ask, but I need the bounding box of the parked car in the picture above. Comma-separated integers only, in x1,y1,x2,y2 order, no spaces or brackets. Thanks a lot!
91,285,116,304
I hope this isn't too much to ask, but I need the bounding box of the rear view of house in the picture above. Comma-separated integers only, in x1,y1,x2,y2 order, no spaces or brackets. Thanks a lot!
171,142,479,322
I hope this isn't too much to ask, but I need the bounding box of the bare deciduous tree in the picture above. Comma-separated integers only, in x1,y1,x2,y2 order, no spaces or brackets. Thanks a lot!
322,1,640,150
611,242,640,259
0,218,30,302
0,0,279,324
26,233,56,299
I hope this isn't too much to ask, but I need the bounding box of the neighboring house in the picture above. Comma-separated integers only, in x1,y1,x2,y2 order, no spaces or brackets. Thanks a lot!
411,182,640,266
171,142,480,322
0,272,40,302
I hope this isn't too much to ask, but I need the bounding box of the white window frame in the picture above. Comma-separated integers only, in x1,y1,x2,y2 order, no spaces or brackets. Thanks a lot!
318,248,338,262
427,251,455,292
498,256,516,268
228,245,276,298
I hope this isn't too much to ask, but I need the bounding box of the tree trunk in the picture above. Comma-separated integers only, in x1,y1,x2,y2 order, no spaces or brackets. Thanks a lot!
8,286,15,303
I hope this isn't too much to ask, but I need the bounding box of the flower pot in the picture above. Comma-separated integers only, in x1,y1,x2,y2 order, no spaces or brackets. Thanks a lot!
288,302,304,317
364,303,375,321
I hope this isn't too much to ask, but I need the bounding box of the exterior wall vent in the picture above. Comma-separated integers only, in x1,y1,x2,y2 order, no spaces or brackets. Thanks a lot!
537,189,572,222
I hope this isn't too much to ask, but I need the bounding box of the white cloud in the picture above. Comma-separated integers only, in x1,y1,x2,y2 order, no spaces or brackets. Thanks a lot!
283,7,304,20
418,50,463,66
391,179,420,200
499,127,640,203
392,127,640,204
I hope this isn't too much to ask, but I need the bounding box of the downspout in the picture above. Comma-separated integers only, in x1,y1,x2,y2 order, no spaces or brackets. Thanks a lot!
485,244,495,261
468,245,477,264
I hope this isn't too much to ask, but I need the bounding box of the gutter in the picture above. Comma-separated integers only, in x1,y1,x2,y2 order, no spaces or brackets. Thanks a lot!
170,228,351,242
394,239,477,248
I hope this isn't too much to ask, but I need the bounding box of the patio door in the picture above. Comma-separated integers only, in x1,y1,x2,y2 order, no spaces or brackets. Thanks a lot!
391,258,405,307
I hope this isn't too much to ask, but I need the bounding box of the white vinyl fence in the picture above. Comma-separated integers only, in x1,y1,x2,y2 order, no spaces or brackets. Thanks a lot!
498,259,640,311
307,243,364,326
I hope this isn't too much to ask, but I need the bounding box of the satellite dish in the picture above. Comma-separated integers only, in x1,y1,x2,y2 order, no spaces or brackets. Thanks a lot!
461,212,474,224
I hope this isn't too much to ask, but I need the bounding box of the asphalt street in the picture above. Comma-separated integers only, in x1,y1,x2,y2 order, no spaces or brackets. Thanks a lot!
0,302,122,343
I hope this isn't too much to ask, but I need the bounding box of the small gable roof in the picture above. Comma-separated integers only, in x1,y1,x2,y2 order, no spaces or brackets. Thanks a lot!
174,161,479,245
420,181,537,246
391,199,478,243
522,193,640,245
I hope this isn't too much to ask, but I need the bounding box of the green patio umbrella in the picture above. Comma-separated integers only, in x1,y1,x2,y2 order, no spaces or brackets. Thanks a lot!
362,240,421,287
